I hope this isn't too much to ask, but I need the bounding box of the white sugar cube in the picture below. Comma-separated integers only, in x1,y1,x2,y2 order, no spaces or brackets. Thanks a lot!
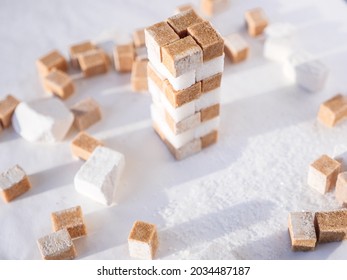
195,88,221,111
12,97,74,143
74,146,125,206
283,50,314,81
194,117,220,138
295,60,329,92
196,54,224,82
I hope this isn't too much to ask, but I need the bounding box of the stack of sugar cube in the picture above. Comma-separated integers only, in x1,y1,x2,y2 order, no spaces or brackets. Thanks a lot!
145,10,224,160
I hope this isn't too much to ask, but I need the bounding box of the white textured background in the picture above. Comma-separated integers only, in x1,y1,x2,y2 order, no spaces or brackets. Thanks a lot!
1,0,347,259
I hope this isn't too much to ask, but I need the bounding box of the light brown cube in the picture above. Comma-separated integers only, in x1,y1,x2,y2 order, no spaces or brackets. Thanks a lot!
131,60,148,92
114,43,136,73
224,33,249,63
200,104,220,122
133,28,145,48
307,154,341,194
201,73,222,93
147,62,166,92
71,97,101,131
37,229,76,260
0,165,31,203
167,9,204,38
128,221,159,259
69,41,96,69
164,80,201,108
78,49,108,77
317,94,347,127
51,206,87,239
315,209,347,243
201,0,230,16
0,95,20,128
245,8,268,37
71,131,103,161
201,130,218,148
145,21,180,61
335,172,347,207
288,212,317,251
43,70,75,99
36,50,68,76
175,4,194,14
161,36,202,77
187,21,224,62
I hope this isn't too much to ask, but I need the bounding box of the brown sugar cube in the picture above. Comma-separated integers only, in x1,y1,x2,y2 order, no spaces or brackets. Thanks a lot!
128,221,159,259
36,50,68,76
200,104,220,122
51,206,87,239
69,41,96,69
201,130,218,148
162,36,202,77
245,8,268,37
201,0,230,16
147,62,166,92
288,212,317,251
201,73,222,93
71,131,103,161
0,165,31,203
71,97,102,131
131,60,148,92
187,21,224,62
37,229,77,260
133,28,145,48
167,9,204,38
114,43,136,73
165,110,201,135
335,172,347,207
315,209,347,243
164,80,201,108
78,49,108,77
43,70,75,99
224,33,249,63
145,21,180,62
307,154,341,194
317,94,347,127
0,95,20,128
175,4,194,14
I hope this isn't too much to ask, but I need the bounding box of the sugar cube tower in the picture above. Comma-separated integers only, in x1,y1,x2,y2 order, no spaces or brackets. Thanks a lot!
145,10,223,160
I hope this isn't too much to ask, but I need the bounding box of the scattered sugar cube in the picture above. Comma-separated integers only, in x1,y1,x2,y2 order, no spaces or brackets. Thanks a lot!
164,80,201,108
51,206,87,239
167,9,204,38
245,8,268,37
201,0,229,16
145,21,179,62
201,130,218,148
71,97,102,131
196,54,224,81
187,21,224,62
69,41,96,69
224,33,249,63
0,95,20,128
307,154,341,194
36,50,68,76
128,221,159,259
78,49,109,77
37,229,76,260
283,50,314,82
131,60,148,92
0,165,31,203
74,146,125,206
162,36,202,77
333,144,347,171
43,69,75,99
71,131,103,161
95,40,116,64
12,98,74,143
201,73,222,93
315,209,347,243
133,28,145,48
295,60,329,92
336,172,347,207
317,94,347,127
113,43,136,73
175,4,194,14
200,104,220,122
288,212,317,251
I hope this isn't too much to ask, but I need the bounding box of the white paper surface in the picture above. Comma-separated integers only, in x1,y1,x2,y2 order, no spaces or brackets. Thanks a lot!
1,0,347,259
